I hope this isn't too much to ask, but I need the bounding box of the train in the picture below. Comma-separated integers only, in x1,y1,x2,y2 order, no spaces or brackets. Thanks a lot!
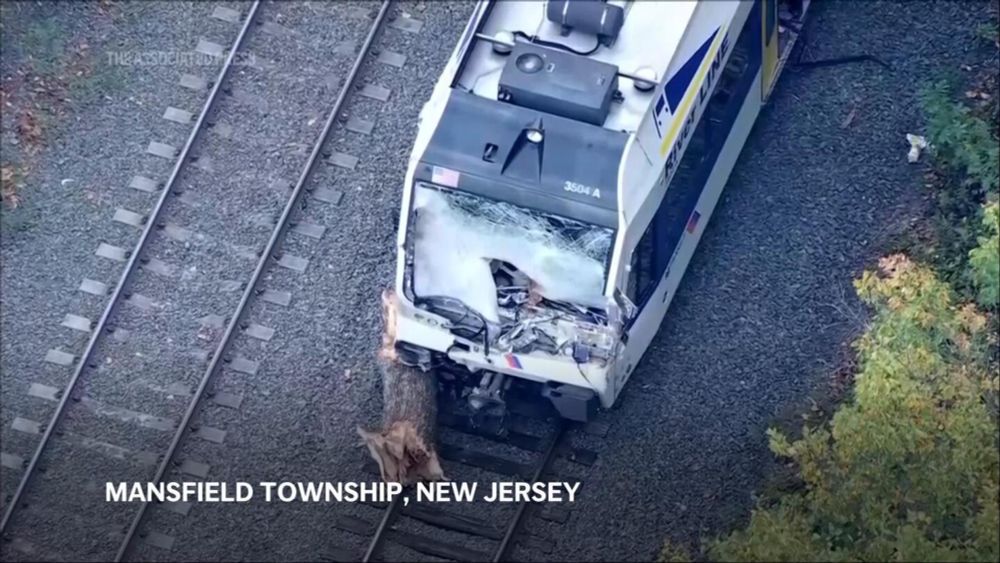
388,0,810,423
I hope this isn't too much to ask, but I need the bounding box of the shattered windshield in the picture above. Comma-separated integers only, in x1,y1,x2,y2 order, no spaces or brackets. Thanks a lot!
410,183,614,324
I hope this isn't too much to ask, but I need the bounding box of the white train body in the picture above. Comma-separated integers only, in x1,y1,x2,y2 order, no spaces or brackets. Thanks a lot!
392,0,802,420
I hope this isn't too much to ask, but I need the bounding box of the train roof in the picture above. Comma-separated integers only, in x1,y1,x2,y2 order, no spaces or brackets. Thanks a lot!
455,0,696,134
415,90,627,229
411,0,745,229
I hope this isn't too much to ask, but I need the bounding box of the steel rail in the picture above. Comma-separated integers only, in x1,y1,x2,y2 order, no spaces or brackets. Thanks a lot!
0,0,263,534
359,421,567,562
115,1,393,559
363,492,404,562
493,422,565,562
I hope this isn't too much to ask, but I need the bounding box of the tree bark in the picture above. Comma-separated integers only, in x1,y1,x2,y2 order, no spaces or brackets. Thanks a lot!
357,289,445,484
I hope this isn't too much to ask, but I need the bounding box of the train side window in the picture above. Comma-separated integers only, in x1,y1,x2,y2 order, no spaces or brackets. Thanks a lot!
626,116,711,316
627,221,656,307
627,5,761,321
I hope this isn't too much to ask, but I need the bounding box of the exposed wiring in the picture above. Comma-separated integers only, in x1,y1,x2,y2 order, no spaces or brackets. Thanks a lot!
787,15,892,71
574,359,596,390
512,30,601,56
794,54,892,71
415,294,492,355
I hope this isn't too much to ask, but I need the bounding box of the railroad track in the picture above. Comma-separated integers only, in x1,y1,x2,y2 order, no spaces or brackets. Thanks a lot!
0,1,399,560
325,398,605,563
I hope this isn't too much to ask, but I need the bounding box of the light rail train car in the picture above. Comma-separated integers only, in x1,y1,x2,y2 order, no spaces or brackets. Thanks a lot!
390,0,810,422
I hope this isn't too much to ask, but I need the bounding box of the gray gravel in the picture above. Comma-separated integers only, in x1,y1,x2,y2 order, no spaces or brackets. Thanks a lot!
1,0,385,560
0,0,242,526
131,3,479,561
1,0,992,561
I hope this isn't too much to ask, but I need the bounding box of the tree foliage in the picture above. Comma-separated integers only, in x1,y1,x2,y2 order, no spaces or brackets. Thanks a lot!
922,80,998,195
919,80,1000,300
969,201,999,309
706,256,999,562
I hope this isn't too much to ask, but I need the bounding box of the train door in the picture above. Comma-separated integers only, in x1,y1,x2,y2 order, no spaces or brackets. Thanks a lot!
762,0,779,99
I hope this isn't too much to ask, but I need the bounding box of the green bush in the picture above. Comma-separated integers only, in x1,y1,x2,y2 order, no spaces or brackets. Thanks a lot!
969,201,1000,309
921,80,999,195
705,256,999,562
919,81,1000,298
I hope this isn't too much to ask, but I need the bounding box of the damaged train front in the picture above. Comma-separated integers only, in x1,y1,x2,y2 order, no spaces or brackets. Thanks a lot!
389,101,630,423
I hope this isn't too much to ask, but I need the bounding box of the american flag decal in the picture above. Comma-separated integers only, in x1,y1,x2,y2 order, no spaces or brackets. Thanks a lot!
431,166,460,188
685,210,701,234
504,353,522,370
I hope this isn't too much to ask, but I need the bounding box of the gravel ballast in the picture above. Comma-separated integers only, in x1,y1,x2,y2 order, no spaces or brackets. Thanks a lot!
1,1,993,561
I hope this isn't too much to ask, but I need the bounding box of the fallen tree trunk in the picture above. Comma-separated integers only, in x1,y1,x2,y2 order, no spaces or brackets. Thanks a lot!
357,289,445,484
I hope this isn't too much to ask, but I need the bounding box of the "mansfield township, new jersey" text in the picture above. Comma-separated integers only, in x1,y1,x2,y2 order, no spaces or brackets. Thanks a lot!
106,481,581,504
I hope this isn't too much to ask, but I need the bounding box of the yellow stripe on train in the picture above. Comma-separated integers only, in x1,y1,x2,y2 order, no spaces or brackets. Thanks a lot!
658,28,730,159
